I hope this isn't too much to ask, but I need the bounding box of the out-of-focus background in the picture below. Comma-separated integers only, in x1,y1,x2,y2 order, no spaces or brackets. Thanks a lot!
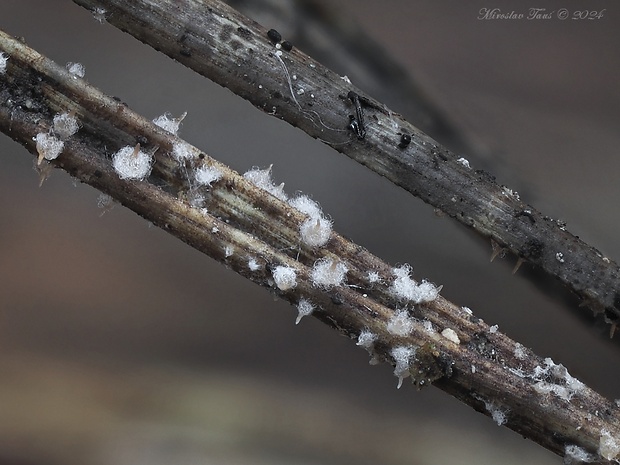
1,1,619,464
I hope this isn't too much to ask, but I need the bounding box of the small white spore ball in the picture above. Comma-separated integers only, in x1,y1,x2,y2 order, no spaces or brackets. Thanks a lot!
0,52,8,74
66,62,85,78
52,112,80,140
195,164,223,187
272,266,297,291
310,258,347,288
35,133,64,164
112,144,153,180
390,264,441,303
295,298,315,324
171,141,193,162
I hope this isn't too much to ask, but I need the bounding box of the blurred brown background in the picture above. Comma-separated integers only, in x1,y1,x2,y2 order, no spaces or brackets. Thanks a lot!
1,1,619,464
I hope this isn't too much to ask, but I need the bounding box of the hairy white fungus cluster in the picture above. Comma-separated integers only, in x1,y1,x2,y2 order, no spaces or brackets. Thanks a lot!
289,195,332,248
295,298,315,324
310,258,347,288
171,141,194,162
531,357,585,402
389,264,441,303
52,112,80,140
243,165,288,201
112,145,153,180
35,133,64,164
195,164,223,187
563,444,595,464
386,309,414,337
391,346,415,389
153,112,186,136
66,62,85,78
272,265,297,291
599,430,620,461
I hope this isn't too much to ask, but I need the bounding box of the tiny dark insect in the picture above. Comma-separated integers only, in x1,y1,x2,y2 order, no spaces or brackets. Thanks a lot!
347,91,366,139
281,40,293,52
399,134,411,148
267,29,281,44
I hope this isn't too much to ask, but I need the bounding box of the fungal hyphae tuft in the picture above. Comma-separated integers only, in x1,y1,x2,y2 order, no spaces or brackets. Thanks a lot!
112,144,153,180
513,343,526,359
391,346,415,389
295,298,315,324
35,133,64,164
244,165,288,201
356,330,377,350
52,112,79,140
387,309,415,337
483,400,508,426
153,111,187,136
390,264,441,303
66,62,85,78
272,266,297,291
532,357,585,401
92,7,107,23
0,52,8,74
224,245,234,257
564,445,596,464
489,324,499,334
289,195,323,218
367,271,382,284
248,258,261,271
299,217,332,248
311,258,348,288
599,430,620,461
195,164,223,187
171,141,193,162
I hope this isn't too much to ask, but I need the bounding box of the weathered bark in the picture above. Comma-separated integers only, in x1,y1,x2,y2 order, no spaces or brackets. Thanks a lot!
70,0,620,327
1,28,620,463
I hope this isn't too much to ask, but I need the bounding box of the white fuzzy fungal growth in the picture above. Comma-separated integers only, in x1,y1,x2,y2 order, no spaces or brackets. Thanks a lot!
489,324,499,334
224,246,234,257
391,346,415,389
514,343,527,360
92,7,107,23
532,357,585,402
295,298,315,324
289,195,332,248
272,266,297,291
563,444,595,464
112,145,153,180
599,430,620,460
0,52,8,74
299,216,332,247
248,258,261,271
441,328,460,344
367,271,381,284
171,141,194,162
457,157,471,168
35,133,64,164
485,401,509,426
153,112,186,135
389,264,441,303
243,165,288,201
310,258,348,288
52,112,79,140
289,195,322,218
66,62,85,78
387,309,415,337
195,164,223,186
356,330,377,349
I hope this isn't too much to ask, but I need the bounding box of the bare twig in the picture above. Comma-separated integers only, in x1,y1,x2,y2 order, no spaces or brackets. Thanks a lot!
70,0,620,327
1,28,620,463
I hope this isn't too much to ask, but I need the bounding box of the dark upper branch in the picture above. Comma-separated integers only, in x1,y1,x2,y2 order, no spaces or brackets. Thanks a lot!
71,0,620,326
